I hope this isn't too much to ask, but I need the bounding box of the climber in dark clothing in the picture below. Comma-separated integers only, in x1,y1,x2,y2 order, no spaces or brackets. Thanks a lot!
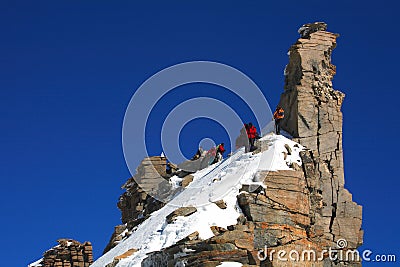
212,143,226,164
273,107,285,135
236,124,250,152
246,123,258,152
191,147,203,161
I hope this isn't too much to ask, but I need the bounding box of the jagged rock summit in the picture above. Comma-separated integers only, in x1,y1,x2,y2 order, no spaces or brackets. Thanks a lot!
90,23,362,267
280,21,363,250
28,239,93,267
29,22,363,267
298,22,329,39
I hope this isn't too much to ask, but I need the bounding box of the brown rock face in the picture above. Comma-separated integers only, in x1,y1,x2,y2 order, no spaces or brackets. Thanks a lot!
104,156,172,254
166,206,197,224
279,21,363,250
142,224,255,267
138,23,363,267
118,156,169,224
104,248,139,267
33,239,93,267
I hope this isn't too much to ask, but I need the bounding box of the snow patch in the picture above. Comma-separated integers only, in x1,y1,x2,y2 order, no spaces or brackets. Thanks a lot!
169,175,183,188
258,134,304,171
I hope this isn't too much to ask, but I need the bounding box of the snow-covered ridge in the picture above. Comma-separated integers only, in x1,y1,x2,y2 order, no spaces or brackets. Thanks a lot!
91,134,304,267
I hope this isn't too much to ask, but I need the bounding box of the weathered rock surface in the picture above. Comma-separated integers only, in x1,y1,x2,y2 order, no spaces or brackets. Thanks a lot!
213,199,227,209
279,22,363,251
105,248,138,267
103,156,172,253
141,224,255,267
166,206,197,224
118,157,168,219
32,239,93,267
181,174,194,187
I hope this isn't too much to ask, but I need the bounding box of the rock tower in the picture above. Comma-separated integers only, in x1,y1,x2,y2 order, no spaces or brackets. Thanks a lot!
279,22,363,250
29,239,93,267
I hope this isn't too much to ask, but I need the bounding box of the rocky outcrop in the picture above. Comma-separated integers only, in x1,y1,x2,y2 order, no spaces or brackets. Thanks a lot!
166,206,197,224
279,21,363,250
140,170,335,266
104,249,139,267
139,22,363,267
141,223,255,267
117,157,169,224
104,156,173,253
30,239,93,267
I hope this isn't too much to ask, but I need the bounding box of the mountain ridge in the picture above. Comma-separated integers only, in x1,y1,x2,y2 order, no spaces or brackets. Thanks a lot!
29,22,363,267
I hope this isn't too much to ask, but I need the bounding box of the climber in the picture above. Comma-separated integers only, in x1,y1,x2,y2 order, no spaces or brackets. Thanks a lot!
212,143,226,164
166,158,172,175
246,122,258,152
191,146,204,161
236,124,250,152
273,106,285,135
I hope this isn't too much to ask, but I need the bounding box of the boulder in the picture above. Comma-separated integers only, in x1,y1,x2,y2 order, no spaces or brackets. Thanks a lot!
166,206,197,224
33,239,93,267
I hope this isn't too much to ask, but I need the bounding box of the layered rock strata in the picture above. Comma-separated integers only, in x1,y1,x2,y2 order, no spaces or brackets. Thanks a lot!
279,22,363,250
103,156,170,254
31,239,93,267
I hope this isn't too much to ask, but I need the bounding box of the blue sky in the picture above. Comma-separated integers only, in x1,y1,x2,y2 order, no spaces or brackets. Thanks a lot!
1,1,399,266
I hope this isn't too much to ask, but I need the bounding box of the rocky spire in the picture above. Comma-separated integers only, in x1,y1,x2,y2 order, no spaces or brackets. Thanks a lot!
279,22,363,249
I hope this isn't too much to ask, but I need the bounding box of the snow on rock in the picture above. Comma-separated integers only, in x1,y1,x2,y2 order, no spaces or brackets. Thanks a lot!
91,134,303,267
258,133,304,171
168,175,183,188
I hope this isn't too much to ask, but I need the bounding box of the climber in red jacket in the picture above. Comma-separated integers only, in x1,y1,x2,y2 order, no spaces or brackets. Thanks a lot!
246,123,258,152
273,106,285,135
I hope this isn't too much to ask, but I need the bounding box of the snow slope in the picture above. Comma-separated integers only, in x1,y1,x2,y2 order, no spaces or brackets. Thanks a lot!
28,258,42,267
91,134,303,267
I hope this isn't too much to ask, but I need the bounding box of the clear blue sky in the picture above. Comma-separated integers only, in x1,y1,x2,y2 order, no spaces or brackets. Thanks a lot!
1,1,399,266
